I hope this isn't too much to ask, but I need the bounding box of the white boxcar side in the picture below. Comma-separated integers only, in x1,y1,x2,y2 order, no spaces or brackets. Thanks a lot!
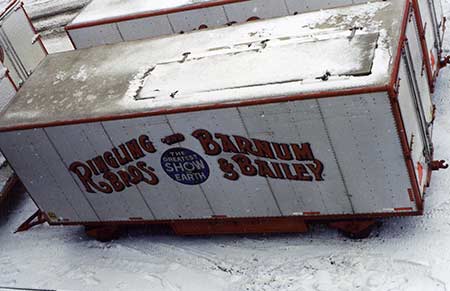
66,0,375,49
0,1,445,237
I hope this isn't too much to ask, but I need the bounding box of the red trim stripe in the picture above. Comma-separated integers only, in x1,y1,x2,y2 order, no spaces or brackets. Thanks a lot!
5,70,18,92
20,2,48,55
66,0,251,30
47,210,423,228
303,212,321,216
394,207,414,211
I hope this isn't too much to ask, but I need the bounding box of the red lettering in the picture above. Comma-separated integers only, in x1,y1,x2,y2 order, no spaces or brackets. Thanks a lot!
254,159,276,178
218,158,239,180
291,143,315,161
292,164,313,181
112,148,128,165
306,160,324,181
139,135,156,153
232,154,257,176
120,144,133,164
252,139,275,159
93,156,109,173
86,160,99,175
103,172,125,192
280,163,298,180
271,162,285,179
118,170,133,187
233,135,254,155
215,133,239,153
136,161,159,185
192,129,222,155
103,151,119,168
273,143,293,161
126,139,145,160
69,161,113,194
128,165,145,185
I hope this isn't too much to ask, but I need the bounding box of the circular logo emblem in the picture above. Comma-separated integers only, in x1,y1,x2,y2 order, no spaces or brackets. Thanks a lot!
161,147,210,185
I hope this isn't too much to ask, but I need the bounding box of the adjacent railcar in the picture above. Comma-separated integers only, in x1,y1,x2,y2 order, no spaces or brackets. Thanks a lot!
0,0,47,90
65,0,372,49
0,0,46,198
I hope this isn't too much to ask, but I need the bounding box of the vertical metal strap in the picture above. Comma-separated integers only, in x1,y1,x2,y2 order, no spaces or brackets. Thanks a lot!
427,0,442,49
402,42,432,161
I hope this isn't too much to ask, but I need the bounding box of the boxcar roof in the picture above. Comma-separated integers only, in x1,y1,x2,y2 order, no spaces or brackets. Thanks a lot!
0,1,403,131
70,0,212,26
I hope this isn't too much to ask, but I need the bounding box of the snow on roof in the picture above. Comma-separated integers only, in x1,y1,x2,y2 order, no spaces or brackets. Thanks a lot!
135,32,379,100
70,0,212,25
0,1,403,130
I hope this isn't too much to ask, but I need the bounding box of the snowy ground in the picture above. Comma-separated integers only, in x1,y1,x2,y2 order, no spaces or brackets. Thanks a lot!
2,1,450,291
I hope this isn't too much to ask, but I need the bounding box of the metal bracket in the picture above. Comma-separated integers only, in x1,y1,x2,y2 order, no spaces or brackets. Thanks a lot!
431,104,437,123
15,210,47,233
392,77,401,98
439,55,450,68
409,134,415,153
31,33,40,45
443,17,447,35
430,160,449,171
422,59,426,76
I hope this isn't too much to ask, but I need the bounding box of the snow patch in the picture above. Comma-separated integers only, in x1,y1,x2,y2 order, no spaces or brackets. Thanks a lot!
71,0,212,25
125,65,155,100
70,65,88,82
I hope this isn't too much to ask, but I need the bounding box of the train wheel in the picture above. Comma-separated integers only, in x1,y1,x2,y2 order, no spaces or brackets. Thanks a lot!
85,225,121,242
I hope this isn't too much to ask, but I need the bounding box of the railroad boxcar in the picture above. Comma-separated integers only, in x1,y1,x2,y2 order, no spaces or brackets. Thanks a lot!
1,1,447,239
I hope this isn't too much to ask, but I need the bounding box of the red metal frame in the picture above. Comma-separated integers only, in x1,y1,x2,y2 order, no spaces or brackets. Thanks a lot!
0,1,47,91
411,0,435,92
5,69,18,92
11,0,443,235
20,2,48,56
51,210,422,228
15,209,47,232
386,0,424,212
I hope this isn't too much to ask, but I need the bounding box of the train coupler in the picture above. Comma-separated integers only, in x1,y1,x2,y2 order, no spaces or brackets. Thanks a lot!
430,160,449,171
439,56,450,68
